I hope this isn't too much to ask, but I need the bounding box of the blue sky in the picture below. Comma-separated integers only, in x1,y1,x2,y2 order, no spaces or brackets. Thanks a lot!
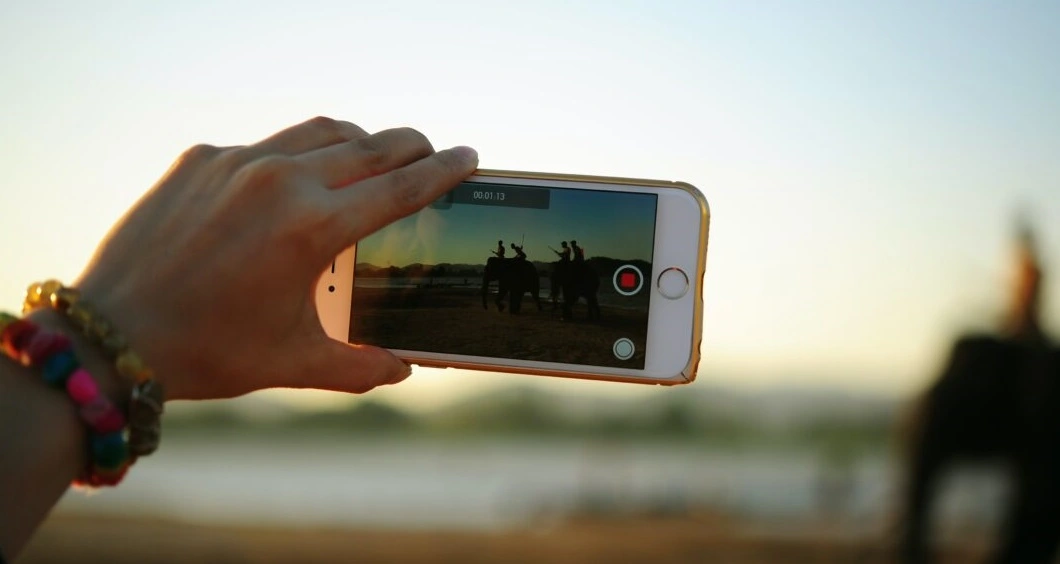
1,1,1058,406
355,184,657,266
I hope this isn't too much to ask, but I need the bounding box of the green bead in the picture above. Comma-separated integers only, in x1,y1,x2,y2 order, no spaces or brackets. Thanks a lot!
0,313,18,333
91,432,129,468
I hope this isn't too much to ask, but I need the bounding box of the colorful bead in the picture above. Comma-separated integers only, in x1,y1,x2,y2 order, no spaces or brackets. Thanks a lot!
42,349,79,386
23,331,72,366
66,302,94,332
2,319,39,358
91,431,129,468
78,460,130,487
39,280,62,302
66,368,99,404
2,308,138,489
51,287,79,310
0,312,19,334
116,351,153,383
79,395,111,422
89,316,112,342
23,282,44,312
18,279,165,488
91,407,126,435
102,333,127,357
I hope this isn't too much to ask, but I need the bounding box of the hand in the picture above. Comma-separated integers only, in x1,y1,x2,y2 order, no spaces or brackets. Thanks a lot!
73,117,478,400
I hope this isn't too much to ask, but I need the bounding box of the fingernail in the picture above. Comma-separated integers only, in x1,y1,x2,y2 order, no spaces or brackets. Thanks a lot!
394,361,413,383
452,145,478,163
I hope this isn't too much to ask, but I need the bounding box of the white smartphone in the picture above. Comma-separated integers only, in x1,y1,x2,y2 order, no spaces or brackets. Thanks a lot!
317,169,710,385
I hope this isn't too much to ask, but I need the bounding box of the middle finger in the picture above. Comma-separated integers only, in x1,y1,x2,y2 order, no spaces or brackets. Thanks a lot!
252,116,368,156
296,127,435,188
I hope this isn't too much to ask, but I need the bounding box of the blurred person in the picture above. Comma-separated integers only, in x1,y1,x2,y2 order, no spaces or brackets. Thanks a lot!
1005,216,1044,342
899,217,1059,563
0,117,479,561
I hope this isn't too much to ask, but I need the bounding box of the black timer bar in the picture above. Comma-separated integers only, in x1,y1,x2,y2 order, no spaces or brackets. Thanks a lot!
431,182,551,210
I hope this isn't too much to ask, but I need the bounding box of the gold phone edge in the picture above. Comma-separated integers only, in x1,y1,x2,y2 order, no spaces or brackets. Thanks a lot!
397,169,711,387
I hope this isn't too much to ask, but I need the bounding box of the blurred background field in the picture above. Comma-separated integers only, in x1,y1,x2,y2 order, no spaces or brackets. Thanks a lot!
22,384,1003,562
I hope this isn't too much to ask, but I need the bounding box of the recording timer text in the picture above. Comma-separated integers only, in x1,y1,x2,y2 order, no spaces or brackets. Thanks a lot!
472,190,506,202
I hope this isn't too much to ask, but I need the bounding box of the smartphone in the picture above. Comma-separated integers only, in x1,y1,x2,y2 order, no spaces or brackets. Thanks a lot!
317,169,710,385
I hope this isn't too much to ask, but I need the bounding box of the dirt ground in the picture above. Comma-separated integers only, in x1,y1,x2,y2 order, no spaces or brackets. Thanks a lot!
350,286,649,368
19,514,987,564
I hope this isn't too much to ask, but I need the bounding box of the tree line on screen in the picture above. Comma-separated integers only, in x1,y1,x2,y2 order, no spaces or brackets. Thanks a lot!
356,257,652,282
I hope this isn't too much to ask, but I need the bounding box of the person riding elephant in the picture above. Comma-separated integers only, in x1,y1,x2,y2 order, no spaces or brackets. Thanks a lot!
482,256,541,314
570,240,585,263
548,241,571,306
552,241,571,263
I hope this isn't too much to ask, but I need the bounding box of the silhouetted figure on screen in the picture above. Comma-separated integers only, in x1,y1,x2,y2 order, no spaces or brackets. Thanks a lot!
491,240,505,258
510,242,526,261
570,240,585,263
552,241,571,263
900,216,1059,563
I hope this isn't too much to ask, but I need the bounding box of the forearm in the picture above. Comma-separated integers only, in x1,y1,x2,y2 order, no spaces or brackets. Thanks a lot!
0,309,128,558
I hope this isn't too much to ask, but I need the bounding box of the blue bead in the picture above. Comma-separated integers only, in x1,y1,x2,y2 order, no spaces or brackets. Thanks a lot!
91,432,128,469
42,349,79,386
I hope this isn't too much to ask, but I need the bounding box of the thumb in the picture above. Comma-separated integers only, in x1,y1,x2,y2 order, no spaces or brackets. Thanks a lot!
284,339,412,394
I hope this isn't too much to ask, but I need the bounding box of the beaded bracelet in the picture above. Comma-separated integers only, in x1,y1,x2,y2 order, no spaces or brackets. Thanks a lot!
0,313,132,486
23,281,164,458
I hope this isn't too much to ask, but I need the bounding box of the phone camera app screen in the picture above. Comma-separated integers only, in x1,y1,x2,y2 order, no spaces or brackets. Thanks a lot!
349,182,658,369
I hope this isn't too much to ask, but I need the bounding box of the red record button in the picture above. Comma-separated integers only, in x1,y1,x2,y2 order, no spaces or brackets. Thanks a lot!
613,265,644,296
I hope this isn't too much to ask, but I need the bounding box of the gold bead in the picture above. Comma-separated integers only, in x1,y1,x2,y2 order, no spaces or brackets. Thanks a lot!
67,302,94,331
52,287,80,311
23,282,44,310
117,351,154,383
102,333,128,357
89,316,113,342
40,280,62,301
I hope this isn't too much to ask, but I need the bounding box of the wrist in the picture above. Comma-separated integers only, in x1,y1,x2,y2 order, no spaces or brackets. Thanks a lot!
23,281,166,463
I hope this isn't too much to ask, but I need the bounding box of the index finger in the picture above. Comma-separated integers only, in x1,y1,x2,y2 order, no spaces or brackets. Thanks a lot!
325,145,478,253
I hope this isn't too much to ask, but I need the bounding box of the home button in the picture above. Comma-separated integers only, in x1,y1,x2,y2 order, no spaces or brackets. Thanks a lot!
657,267,689,300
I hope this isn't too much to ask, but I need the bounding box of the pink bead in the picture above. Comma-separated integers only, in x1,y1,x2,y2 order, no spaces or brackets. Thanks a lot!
79,396,111,423
66,369,99,404
22,330,70,366
91,408,126,434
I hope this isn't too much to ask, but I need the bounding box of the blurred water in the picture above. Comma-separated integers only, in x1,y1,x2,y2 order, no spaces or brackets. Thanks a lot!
55,436,1006,532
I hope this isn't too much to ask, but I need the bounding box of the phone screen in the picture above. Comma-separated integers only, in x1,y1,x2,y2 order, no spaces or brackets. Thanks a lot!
349,181,658,369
